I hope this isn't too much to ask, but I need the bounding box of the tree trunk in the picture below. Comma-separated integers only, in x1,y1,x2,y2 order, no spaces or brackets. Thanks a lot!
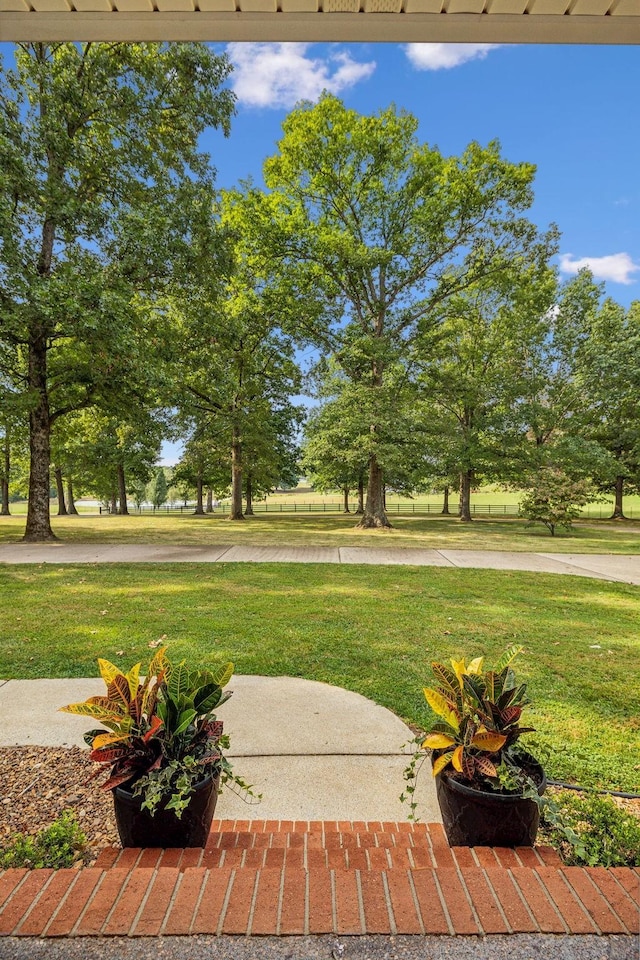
24,335,57,541
24,207,58,542
67,479,79,515
611,475,626,520
356,455,392,529
194,473,205,515
117,463,129,515
354,474,365,515
206,488,213,513
342,485,350,513
110,491,118,515
459,470,473,522
441,486,451,515
230,425,244,520
1,427,10,516
54,466,67,515
245,473,254,516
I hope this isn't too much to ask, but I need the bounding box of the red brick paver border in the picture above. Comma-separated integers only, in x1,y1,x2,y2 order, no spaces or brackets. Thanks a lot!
0,821,637,939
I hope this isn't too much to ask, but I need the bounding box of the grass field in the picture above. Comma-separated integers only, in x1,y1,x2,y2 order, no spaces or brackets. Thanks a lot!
1,562,638,794
2,511,640,553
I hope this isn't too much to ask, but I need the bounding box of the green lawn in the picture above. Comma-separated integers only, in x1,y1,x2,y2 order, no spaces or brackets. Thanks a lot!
2,511,640,553
2,562,638,793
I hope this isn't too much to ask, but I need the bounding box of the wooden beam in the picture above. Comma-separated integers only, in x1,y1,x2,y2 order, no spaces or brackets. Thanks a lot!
1,10,640,43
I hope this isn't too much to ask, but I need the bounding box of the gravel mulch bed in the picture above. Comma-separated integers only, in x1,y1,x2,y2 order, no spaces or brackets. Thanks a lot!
0,746,118,866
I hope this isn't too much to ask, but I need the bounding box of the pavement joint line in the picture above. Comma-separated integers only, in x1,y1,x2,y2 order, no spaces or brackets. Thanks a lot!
215,869,236,936
188,869,208,936
434,550,455,566
159,871,183,937
454,860,482,933
431,869,455,936
406,869,426,935
483,866,512,934
534,553,629,584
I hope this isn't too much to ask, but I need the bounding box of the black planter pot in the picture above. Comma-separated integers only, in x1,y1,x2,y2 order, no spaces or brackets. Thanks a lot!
435,755,546,848
113,773,220,848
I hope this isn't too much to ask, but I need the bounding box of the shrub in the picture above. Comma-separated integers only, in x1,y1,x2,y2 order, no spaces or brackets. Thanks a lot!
0,811,86,869
542,790,640,867
519,468,595,536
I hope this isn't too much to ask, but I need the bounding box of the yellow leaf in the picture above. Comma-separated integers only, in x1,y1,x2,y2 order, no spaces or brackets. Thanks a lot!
148,647,168,680
59,701,123,721
450,658,467,687
423,688,460,732
213,662,234,688
91,731,130,750
97,658,123,686
471,731,507,752
431,751,454,777
422,733,456,750
125,662,142,699
452,745,464,772
467,656,484,675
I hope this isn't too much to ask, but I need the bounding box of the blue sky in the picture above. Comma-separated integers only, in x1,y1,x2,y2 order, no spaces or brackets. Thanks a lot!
204,42,640,304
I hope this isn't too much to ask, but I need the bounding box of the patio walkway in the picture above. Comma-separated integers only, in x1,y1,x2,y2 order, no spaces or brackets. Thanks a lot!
0,821,638,941
1,542,640,583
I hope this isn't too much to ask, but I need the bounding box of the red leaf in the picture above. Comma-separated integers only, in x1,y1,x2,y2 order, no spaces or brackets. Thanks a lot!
462,753,475,780
475,756,498,778
89,746,130,763
501,706,522,726
142,715,164,742
101,770,136,791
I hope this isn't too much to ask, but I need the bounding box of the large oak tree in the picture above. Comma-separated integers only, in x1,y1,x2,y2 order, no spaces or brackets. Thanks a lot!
0,42,234,540
263,94,556,527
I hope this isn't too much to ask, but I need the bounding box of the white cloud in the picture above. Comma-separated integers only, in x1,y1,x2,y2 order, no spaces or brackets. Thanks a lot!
404,43,500,71
226,43,376,109
559,252,640,285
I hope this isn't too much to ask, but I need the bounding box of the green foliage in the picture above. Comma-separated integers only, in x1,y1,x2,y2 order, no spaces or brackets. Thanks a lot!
520,468,597,535
264,93,556,526
0,812,86,870
542,791,640,867
60,646,257,818
424,647,534,778
147,468,169,509
402,647,539,820
0,41,235,539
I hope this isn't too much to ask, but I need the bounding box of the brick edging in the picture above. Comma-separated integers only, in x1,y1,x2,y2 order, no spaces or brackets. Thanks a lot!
0,821,637,939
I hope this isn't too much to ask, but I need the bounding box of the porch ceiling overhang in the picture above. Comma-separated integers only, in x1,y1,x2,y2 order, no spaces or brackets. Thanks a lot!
1,1,639,44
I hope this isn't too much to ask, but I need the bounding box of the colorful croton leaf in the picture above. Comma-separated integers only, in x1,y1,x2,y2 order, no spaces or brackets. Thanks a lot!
421,646,533,783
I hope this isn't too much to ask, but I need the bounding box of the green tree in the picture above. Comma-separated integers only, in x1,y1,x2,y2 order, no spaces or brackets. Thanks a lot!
415,260,556,521
176,189,305,521
577,297,640,519
263,94,556,528
173,417,225,516
0,42,234,541
519,467,596,536
241,399,304,514
147,468,169,510
65,409,164,514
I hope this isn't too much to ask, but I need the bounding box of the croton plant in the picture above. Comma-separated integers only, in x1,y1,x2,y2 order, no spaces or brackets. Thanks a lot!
421,644,536,783
60,648,252,817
